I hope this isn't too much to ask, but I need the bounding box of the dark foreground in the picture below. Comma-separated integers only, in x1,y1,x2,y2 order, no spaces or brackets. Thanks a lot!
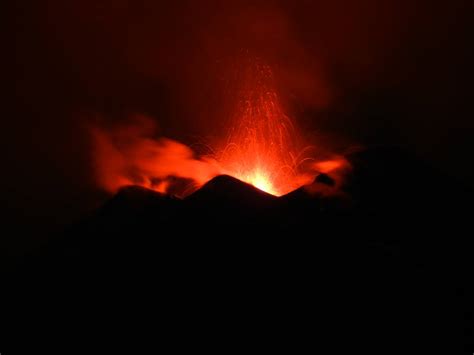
3,147,473,354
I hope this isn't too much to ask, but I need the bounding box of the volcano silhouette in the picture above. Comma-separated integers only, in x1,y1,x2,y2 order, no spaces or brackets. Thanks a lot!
4,146,473,354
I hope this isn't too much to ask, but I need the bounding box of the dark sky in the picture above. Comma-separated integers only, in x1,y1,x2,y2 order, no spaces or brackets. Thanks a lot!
4,0,473,263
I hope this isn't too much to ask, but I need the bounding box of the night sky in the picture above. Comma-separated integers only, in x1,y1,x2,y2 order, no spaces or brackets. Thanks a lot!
4,0,473,265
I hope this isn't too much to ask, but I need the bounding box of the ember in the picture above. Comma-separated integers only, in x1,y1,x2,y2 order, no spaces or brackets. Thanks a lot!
91,59,344,197
213,59,315,196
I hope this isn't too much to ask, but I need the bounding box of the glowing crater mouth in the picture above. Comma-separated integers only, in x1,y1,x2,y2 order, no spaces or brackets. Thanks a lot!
242,171,277,195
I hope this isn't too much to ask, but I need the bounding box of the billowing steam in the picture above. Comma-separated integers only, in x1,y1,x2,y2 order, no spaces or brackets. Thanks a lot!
89,55,351,198
90,115,222,196
90,114,349,197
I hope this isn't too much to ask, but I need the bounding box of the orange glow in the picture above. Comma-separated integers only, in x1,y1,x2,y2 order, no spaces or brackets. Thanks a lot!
91,60,348,198
243,170,277,195
90,115,222,196
314,159,346,174
212,60,314,196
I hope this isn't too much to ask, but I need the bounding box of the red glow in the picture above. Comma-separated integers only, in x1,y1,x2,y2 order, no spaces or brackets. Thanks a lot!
90,116,222,196
213,60,313,196
313,159,346,174
91,60,348,198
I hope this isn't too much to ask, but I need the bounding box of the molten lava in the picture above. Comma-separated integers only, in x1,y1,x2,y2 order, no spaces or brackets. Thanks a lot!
213,60,313,196
91,59,347,198
245,171,277,196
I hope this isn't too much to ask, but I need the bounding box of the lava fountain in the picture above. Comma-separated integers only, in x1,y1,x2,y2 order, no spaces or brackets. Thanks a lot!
213,60,314,196
91,59,346,197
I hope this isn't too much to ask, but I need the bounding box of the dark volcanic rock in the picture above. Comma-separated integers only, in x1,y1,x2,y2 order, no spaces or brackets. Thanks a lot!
185,175,278,224
4,146,473,354
187,174,277,206
100,185,179,217
315,172,336,186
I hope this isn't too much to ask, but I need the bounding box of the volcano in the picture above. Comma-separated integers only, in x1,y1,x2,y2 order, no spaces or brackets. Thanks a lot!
4,146,473,354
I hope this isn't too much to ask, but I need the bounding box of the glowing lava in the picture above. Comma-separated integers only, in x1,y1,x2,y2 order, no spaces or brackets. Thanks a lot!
91,59,347,198
244,170,277,196
214,59,314,196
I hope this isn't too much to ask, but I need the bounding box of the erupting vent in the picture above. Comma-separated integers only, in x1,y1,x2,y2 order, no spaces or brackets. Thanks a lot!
91,59,346,198
215,61,313,196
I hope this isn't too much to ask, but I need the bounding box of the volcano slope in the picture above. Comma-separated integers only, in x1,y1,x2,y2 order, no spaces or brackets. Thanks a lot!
4,146,473,354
